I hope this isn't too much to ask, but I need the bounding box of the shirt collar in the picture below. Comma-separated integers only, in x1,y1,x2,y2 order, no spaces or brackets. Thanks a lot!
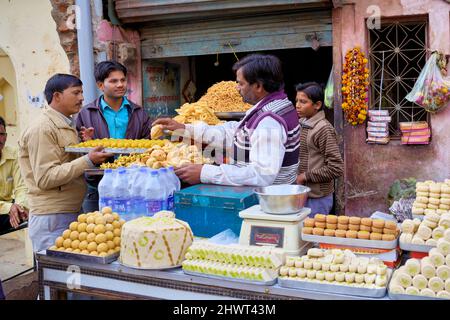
53,108,75,127
0,146,16,165
100,95,130,112
300,110,325,129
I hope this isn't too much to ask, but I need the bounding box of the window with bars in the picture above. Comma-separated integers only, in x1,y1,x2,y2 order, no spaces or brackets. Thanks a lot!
368,21,428,136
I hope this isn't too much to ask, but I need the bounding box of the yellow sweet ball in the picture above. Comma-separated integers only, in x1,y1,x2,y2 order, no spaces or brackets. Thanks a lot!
97,243,108,253
107,249,115,255
99,252,108,257
104,214,114,224
112,213,120,221
49,245,58,251
81,250,90,255
69,231,79,241
86,223,96,233
105,224,114,232
119,219,126,226
95,233,107,244
105,231,114,241
87,242,97,252
106,240,115,250
90,251,99,256
113,228,121,237
86,233,96,242
55,237,64,248
73,249,81,254
95,216,106,225
114,247,120,253
113,236,121,247
63,239,72,249
62,229,71,239
69,221,78,231
77,222,87,233
65,248,73,252
71,239,80,249
112,221,121,229
86,216,95,224
101,207,113,215
78,232,88,242
77,214,87,223
79,240,88,250
57,247,65,251
93,211,101,216
94,224,106,234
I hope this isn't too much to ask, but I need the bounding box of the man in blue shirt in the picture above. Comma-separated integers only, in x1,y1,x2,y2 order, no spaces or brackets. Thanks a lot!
76,61,151,211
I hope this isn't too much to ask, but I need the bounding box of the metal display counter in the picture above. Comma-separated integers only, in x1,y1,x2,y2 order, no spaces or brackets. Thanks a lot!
36,252,389,300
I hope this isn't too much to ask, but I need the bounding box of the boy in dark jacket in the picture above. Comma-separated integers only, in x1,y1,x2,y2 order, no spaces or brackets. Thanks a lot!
76,61,152,212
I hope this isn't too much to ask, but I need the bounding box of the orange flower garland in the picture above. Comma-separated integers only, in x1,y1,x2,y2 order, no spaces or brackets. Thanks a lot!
341,47,370,125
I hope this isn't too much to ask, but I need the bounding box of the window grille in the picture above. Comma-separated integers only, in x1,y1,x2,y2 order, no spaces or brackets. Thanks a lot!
368,22,428,136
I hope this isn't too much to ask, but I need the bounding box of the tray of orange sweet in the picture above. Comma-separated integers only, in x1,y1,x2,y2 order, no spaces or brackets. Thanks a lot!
301,214,399,250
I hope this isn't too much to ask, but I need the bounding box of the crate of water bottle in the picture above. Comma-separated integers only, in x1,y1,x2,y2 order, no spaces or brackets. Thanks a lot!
97,166,181,221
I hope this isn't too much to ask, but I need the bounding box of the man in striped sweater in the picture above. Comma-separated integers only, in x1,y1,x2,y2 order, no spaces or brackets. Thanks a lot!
295,82,344,215
154,54,300,186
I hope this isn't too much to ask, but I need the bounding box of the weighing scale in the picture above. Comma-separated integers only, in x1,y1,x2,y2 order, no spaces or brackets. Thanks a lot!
239,205,312,256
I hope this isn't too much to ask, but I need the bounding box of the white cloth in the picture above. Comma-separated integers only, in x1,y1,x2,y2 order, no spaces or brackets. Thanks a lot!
184,102,287,186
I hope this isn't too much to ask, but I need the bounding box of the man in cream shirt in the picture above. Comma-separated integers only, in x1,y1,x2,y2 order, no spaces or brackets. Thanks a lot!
18,74,113,253
0,116,28,232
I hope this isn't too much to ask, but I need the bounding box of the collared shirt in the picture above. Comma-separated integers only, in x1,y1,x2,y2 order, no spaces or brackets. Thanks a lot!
184,100,287,186
100,96,130,139
0,146,28,214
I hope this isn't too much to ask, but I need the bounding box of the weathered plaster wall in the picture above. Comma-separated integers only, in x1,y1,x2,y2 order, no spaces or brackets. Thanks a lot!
0,0,71,148
336,0,450,216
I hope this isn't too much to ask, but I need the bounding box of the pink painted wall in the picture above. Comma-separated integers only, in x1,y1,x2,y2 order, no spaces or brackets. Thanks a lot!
96,20,143,105
337,0,450,216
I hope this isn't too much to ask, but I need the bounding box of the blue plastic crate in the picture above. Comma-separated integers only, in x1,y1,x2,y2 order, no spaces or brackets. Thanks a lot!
174,184,258,238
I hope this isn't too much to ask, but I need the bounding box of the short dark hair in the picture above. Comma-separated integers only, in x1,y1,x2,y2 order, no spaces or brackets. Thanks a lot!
0,116,5,128
232,54,284,93
295,82,324,110
94,60,127,82
44,74,83,104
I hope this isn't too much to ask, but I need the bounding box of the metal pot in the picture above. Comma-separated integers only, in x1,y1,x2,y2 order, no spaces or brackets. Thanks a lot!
254,184,311,214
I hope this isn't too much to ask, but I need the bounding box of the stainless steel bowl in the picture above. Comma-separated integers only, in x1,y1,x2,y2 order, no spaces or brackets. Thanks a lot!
254,184,311,214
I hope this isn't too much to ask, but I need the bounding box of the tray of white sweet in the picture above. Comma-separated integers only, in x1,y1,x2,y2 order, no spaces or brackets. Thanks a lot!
277,248,391,298
388,249,450,299
400,213,450,252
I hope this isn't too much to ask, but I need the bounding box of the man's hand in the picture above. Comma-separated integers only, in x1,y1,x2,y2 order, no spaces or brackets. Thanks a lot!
153,118,186,132
9,204,26,229
88,146,114,165
296,173,307,185
80,126,94,141
174,164,203,185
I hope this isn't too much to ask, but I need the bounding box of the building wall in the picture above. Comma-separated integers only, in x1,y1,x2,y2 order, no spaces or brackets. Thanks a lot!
335,0,450,216
0,0,71,148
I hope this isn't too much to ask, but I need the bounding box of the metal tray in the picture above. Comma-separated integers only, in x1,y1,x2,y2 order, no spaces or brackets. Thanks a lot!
65,147,148,154
215,112,246,120
278,277,387,298
46,249,119,264
388,292,448,300
118,259,181,270
183,270,277,286
399,241,434,253
84,168,105,176
301,233,398,250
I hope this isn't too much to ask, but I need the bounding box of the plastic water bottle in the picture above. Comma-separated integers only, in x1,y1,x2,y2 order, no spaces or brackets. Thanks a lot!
159,168,176,211
98,169,115,210
144,170,165,216
167,166,181,191
126,165,140,217
132,167,149,218
112,168,132,219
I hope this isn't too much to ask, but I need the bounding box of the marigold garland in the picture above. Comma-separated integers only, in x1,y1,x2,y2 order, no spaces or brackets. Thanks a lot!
341,47,370,126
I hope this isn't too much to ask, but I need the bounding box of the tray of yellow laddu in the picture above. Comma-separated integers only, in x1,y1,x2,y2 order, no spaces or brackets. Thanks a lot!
65,138,170,155
46,207,125,264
